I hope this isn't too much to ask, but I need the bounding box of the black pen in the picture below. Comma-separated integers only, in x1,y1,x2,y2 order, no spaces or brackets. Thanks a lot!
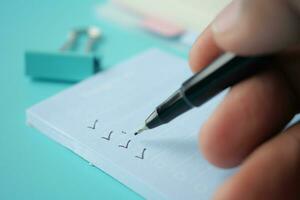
134,53,269,135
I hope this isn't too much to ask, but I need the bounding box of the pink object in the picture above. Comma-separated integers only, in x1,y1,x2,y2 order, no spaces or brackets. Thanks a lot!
141,17,184,38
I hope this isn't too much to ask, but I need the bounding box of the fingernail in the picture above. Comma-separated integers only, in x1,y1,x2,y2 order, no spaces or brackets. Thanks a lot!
212,1,240,34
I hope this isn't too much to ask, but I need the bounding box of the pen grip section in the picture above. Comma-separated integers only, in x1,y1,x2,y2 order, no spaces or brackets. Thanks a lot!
182,55,268,107
156,90,192,123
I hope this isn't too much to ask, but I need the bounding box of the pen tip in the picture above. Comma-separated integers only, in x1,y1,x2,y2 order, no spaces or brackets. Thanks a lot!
134,125,148,136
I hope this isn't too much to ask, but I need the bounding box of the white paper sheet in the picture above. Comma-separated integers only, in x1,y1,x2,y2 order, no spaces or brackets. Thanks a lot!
27,49,235,200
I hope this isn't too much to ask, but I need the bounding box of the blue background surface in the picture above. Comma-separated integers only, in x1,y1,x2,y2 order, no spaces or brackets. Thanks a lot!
0,0,189,199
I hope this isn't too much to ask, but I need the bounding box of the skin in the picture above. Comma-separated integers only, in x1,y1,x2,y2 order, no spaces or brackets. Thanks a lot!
189,0,300,199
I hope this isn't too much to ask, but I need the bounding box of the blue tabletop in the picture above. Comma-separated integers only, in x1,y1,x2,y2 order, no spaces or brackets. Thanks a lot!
0,0,189,199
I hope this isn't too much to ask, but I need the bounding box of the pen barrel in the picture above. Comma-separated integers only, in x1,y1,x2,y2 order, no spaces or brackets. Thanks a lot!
146,54,269,129
182,54,269,107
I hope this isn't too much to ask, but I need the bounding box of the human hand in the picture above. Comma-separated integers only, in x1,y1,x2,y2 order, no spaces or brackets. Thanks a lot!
189,0,300,199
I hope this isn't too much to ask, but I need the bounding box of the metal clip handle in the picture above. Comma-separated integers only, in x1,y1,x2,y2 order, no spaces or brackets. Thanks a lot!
60,26,102,53
86,26,102,53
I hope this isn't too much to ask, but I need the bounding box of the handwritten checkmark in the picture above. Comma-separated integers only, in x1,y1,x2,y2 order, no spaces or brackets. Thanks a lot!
87,119,98,130
135,148,146,160
118,140,131,149
101,131,113,141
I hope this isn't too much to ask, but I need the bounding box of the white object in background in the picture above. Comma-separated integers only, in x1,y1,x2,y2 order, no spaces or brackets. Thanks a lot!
113,0,230,32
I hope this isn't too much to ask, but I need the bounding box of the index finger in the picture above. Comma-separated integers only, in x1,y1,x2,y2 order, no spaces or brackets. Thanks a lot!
189,26,223,72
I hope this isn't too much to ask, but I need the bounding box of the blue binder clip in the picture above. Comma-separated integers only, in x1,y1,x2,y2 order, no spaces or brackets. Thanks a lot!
25,26,102,82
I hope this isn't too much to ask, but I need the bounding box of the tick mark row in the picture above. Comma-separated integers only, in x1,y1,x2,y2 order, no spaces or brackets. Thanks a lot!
100,131,146,159
87,121,127,136
87,121,147,160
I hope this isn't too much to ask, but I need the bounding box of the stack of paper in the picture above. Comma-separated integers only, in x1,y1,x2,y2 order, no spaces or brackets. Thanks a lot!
27,49,234,200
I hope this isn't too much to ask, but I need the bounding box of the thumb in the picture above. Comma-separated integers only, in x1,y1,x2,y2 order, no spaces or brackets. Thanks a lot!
212,0,300,55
